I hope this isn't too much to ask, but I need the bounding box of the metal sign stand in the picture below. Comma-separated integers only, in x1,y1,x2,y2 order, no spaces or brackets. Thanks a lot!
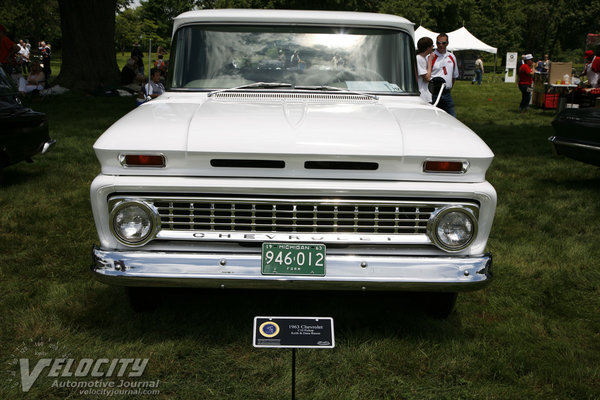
253,316,335,400
291,348,296,400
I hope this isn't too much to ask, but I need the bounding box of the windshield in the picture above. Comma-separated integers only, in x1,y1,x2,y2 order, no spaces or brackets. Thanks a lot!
0,66,18,95
169,25,417,94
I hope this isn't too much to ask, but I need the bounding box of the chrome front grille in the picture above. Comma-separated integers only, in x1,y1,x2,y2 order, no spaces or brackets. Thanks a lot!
152,198,434,234
108,196,479,245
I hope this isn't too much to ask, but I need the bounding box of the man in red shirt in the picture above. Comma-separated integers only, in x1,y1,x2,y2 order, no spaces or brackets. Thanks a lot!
518,54,535,112
0,25,20,75
583,50,600,88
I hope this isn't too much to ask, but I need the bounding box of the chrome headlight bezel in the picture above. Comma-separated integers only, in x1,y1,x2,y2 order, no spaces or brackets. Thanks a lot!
109,200,160,246
427,206,478,252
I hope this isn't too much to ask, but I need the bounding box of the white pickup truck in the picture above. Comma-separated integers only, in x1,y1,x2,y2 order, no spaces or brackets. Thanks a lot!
90,9,496,317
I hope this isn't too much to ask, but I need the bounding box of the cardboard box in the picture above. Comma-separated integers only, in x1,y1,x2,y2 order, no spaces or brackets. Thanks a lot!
549,62,572,84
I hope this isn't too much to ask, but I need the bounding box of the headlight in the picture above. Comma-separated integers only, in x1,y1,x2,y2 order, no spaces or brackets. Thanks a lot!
110,200,159,246
427,206,477,252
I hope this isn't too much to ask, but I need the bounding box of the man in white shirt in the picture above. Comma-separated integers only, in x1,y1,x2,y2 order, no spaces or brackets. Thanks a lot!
18,39,30,73
430,33,459,117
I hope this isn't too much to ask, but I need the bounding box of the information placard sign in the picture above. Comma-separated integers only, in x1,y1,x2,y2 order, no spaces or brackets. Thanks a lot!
505,52,518,83
253,317,335,349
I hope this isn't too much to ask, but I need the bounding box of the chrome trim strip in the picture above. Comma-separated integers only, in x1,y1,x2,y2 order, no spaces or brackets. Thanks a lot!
209,91,378,102
41,139,56,155
548,136,600,152
91,247,492,291
155,230,431,245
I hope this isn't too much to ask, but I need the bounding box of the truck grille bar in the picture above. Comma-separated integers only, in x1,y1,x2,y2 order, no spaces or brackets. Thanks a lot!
151,198,434,234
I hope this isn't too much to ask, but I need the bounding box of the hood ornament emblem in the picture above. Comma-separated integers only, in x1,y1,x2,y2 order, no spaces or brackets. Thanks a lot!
283,101,307,129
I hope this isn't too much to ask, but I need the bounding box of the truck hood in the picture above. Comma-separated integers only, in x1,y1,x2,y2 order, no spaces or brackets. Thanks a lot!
94,92,494,182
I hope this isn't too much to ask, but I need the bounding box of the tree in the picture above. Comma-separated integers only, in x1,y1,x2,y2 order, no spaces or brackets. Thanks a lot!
56,0,120,90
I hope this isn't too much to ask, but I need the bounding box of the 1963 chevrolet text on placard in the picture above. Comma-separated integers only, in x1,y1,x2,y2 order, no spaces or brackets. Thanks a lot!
90,9,496,317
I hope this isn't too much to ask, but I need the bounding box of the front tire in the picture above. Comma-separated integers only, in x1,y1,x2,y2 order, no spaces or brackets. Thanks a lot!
421,292,458,319
126,287,162,312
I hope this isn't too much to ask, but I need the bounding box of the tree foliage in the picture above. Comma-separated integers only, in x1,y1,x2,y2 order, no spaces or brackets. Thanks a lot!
2,0,599,90
210,0,600,61
115,8,163,54
0,1,61,48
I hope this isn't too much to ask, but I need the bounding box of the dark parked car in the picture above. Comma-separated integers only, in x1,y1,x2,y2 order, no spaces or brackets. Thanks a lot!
0,67,55,179
549,108,600,166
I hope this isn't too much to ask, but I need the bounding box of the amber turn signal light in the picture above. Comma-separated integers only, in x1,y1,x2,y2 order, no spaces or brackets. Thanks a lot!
423,161,466,173
121,154,166,167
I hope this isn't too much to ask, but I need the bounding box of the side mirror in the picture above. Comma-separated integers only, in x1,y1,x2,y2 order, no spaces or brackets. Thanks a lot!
428,77,446,97
428,77,446,107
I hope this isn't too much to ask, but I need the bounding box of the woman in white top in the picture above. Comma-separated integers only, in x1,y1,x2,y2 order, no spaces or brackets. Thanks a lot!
18,61,45,95
416,36,434,102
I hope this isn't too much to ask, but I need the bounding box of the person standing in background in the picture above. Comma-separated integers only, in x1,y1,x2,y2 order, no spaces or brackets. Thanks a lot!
518,54,535,112
582,50,600,88
18,39,30,74
542,54,551,73
40,41,51,85
131,42,144,76
472,55,483,85
0,24,20,74
416,36,434,102
430,33,459,117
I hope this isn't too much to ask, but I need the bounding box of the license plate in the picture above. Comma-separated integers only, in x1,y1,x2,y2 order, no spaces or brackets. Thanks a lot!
261,243,326,276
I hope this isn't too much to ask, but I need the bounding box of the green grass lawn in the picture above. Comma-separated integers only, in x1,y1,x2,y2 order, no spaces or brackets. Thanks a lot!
0,78,599,399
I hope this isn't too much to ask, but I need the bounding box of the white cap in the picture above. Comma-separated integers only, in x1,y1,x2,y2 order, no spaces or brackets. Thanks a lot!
524,54,533,60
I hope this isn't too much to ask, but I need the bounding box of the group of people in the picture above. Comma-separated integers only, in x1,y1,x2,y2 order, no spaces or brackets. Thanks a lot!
535,54,552,73
1,24,53,95
119,43,168,104
517,50,600,112
416,33,459,117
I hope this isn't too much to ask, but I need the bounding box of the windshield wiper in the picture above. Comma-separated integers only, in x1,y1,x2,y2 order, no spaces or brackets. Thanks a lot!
207,82,292,97
294,85,379,100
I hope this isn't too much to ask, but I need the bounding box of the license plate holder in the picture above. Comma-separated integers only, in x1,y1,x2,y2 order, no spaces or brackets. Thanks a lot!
261,243,326,276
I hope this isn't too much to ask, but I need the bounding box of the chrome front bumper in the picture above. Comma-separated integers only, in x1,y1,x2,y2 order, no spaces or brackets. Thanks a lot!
91,246,492,292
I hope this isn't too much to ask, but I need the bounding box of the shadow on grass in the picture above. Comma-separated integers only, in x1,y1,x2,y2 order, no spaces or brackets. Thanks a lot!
74,286,466,345
0,162,51,188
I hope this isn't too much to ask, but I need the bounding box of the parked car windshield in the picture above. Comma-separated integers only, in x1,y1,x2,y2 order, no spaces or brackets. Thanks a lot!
0,66,18,95
169,25,417,94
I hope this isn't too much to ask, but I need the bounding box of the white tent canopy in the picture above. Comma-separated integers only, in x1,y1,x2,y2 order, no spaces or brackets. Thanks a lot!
447,27,497,54
414,26,439,47
415,26,497,54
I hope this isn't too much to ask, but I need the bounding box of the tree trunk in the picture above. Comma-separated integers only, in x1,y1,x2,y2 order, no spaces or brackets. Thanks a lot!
56,0,120,90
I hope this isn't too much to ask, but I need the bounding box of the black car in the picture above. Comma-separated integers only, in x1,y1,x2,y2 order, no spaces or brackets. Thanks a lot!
0,67,55,179
549,108,600,166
